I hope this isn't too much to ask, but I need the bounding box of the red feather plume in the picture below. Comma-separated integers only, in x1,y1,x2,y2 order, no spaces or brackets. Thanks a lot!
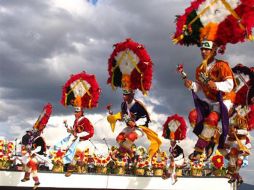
162,114,187,141
107,38,153,94
33,103,52,132
61,71,100,109
173,0,254,50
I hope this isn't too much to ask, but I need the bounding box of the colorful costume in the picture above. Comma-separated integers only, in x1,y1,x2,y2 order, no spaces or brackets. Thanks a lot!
21,103,52,190
22,134,46,185
121,99,150,127
173,0,254,161
188,59,236,157
116,99,150,153
21,131,52,190
169,143,184,167
61,112,94,174
221,65,254,184
162,114,186,167
224,106,251,184
162,114,187,184
107,38,161,159
59,71,100,177
173,0,254,185
110,91,161,159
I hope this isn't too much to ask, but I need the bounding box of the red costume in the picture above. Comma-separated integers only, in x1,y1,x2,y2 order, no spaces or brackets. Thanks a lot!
73,116,94,141
21,133,47,189
21,103,52,190
60,71,100,177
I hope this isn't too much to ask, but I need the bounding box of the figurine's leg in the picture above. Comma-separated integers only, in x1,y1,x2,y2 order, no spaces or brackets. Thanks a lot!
125,131,138,142
116,132,126,144
117,130,138,158
25,157,40,190
227,148,238,183
188,109,198,128
190,112,219,160
235,157,243,184
32,170,40,190
21,166,31,182
189,138,210,160
21,159,33,182
116,132,128,154
65,159,77,177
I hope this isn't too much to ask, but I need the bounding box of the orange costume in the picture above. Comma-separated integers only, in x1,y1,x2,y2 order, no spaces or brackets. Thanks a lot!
189,59,236,158
195,60,235,103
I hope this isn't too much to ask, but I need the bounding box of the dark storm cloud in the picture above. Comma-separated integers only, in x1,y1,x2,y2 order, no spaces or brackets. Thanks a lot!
0,0,253,133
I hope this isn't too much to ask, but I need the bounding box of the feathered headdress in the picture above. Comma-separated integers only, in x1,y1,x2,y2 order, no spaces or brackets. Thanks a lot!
61,71,100,110
232,64,254,106
107,38,153,95
33,103,52,132
232,64,254,131
173,0,254,52
162,114,187,141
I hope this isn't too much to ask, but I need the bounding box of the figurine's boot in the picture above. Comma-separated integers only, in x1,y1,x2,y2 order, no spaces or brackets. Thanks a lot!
65,164,75,177
189,150,203,161
227,165,237,183
32,177,40,190
21,172,30,182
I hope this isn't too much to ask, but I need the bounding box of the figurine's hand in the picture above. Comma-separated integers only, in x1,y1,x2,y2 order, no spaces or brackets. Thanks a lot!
207,80,217,91
73,131,77,137
184,79,192,89
128,121,136,128
63,120,68,128
67,128,74,134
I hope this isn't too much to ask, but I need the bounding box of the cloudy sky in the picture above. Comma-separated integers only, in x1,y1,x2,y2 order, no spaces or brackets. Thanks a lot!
0,0,253,185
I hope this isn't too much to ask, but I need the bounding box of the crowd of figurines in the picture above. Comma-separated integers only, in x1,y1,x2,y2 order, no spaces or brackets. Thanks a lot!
0,138,246,178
